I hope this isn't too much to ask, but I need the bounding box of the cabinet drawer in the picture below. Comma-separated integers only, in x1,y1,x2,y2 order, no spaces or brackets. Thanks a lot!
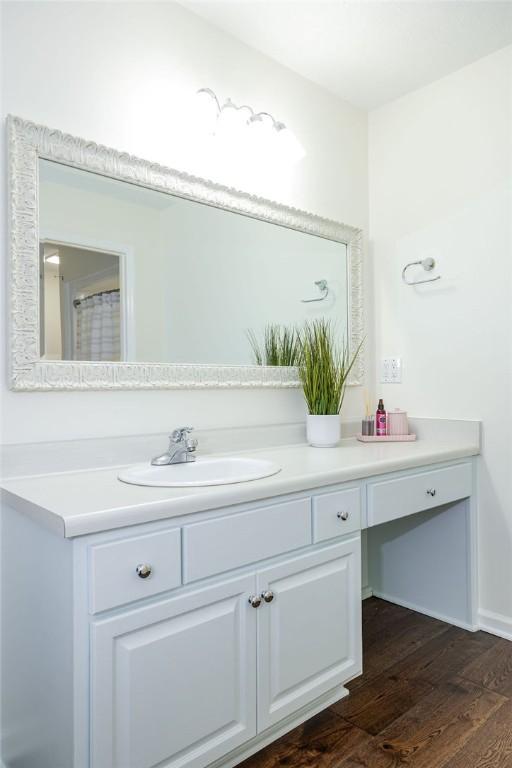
312,488,361,542
367,462,472,527
183,498,311,583
89,529,181,613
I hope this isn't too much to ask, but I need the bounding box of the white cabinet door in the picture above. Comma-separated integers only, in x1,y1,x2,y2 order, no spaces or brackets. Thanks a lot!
91,574,256,768
256,538,361,731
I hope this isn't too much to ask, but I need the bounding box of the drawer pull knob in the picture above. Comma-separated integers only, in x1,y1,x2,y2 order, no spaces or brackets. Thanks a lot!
136,564,152,579
249,595,262,608
337,511,350,521
261,590,275,603
426,488,437,497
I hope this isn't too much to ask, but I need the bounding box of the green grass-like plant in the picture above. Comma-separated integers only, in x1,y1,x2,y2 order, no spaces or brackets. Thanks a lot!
247,325,301,367
298,319,363,415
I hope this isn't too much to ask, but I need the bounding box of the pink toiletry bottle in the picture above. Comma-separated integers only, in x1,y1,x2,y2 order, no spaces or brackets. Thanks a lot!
376,399,387,436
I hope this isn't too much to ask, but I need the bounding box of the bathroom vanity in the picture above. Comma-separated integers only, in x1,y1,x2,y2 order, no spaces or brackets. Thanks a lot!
3,116,480,768
0,428,479,768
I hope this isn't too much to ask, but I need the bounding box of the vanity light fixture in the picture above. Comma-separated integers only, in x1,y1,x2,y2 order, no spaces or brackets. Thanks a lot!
195,88,306,162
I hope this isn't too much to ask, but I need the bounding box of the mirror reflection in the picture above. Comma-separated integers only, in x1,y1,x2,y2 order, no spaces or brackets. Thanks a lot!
39,159,349,365
41,241,121,361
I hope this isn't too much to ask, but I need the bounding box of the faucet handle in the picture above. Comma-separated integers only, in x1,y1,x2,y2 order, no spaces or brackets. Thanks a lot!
170,427,194,443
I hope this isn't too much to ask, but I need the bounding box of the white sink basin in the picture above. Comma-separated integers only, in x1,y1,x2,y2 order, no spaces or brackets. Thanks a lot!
118,456,281,487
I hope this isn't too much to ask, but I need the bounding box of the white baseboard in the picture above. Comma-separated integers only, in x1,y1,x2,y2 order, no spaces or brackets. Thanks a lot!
371,590,478,632
478,609,512,641
363,590,512,642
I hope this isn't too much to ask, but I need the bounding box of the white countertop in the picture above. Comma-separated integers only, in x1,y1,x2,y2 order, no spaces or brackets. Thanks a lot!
0,434,480,538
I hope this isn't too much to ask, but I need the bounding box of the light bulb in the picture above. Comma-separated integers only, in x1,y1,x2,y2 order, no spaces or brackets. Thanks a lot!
215,102,252,157
194,89,220,136
275,125,306,163
247,113,275,157
216,101,250,138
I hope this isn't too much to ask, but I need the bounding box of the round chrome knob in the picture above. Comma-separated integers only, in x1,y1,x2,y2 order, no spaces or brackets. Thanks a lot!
426,488,436,497
136,564,152,579
337,511,350,521
249,595,262,608
261,590,274,603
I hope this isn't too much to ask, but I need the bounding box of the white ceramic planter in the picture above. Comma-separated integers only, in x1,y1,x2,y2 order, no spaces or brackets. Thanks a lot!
306,414,341,448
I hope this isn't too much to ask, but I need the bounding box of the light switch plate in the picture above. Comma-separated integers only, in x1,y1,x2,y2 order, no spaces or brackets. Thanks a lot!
381,357,402,383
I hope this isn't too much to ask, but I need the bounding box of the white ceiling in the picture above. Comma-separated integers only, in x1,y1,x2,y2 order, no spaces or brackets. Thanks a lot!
183,1,512,109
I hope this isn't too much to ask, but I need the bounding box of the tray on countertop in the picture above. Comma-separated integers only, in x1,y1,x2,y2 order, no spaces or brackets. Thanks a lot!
356,433,417,443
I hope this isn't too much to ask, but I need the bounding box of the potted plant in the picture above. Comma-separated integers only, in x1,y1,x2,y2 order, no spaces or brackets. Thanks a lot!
247,324,301,366
299,319,363,447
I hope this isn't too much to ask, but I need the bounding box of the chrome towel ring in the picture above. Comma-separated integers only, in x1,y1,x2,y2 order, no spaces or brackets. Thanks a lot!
301,279,329,303
402,257,441,286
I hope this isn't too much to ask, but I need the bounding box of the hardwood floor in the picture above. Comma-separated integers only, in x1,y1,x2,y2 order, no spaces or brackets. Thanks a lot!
239,598,512,768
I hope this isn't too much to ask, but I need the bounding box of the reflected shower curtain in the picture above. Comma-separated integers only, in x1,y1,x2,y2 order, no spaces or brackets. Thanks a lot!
75,290,121,361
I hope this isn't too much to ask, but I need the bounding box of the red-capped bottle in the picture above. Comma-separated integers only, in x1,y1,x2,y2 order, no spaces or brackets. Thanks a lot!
376,398,387,436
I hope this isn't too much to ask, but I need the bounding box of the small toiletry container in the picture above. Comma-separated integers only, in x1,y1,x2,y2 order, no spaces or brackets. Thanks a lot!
387,409,408,435
362,416,375,436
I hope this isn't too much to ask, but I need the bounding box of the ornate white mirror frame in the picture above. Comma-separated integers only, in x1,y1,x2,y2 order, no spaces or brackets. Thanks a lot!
8,115,364,391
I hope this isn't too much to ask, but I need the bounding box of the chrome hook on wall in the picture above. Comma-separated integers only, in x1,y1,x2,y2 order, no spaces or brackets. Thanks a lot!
402,257,441,286
301,279,329,303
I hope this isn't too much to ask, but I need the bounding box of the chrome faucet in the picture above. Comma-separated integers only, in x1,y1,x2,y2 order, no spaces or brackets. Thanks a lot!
151,427,198,466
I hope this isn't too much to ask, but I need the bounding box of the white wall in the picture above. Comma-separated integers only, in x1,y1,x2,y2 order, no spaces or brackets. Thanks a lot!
369,46,512,630
42,265,62,360
0,1,369,444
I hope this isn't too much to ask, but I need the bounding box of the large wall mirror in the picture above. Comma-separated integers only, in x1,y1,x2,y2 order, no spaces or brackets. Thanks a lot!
8,116,364,390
